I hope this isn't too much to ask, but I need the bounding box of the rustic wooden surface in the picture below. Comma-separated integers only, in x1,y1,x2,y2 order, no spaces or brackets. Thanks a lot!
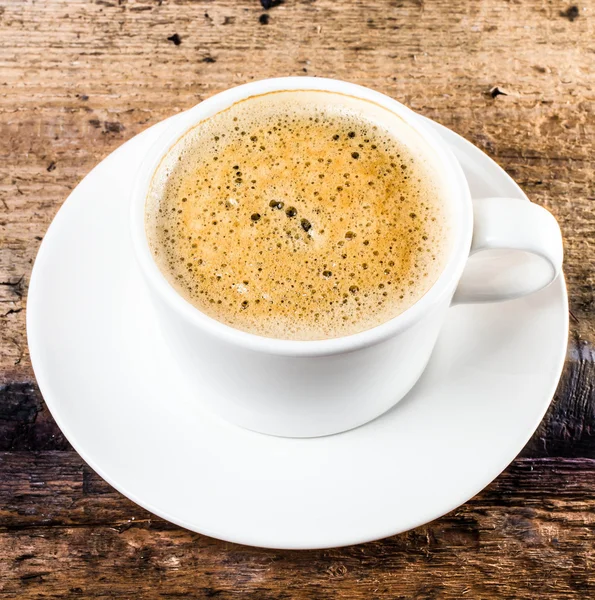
1,0,594,597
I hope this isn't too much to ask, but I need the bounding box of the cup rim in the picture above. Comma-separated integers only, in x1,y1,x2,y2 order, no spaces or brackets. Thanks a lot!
130,77,473,357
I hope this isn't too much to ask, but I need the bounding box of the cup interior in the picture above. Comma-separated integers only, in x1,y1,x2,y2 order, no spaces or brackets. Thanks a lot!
130,77,473,357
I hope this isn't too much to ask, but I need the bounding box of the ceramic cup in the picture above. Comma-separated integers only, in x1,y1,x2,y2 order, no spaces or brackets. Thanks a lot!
130,77,563,438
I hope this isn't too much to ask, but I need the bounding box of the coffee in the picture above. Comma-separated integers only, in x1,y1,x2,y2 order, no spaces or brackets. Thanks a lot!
146,90,451,340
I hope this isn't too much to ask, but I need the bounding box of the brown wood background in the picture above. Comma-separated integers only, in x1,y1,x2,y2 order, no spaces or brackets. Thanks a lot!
1,0,594,597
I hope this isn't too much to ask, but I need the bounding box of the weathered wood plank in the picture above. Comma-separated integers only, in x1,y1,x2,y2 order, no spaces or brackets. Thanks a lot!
1,341,593,455
1,0,594,374
0,453,594,598
0,382,71,452
522,339,595,458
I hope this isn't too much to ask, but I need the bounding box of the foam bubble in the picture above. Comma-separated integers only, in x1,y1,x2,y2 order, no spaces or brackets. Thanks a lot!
145,90,452,340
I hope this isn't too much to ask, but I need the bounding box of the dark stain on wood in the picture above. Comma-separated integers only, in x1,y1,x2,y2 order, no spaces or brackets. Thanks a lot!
0,382,70,451
260,0,284,9
103,121,124,134
14,553,35,563
88,119,125,134
522,340,595,458
0,383,42,424
560,5,580,21
489,86,509,98
0,275,25,300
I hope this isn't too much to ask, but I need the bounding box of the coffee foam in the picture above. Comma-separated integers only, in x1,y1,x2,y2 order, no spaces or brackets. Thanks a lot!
146,90,452,340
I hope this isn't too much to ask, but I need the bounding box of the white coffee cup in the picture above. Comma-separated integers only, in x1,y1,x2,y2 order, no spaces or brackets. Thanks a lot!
130,77,563,438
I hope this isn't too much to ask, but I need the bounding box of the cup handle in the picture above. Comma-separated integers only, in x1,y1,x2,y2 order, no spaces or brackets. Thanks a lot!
452,198,564,305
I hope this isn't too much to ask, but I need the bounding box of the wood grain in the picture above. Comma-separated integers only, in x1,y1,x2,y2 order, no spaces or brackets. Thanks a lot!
1,453,594,599
1,0,594,596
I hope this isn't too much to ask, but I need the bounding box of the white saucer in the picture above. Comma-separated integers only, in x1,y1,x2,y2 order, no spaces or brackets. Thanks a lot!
27,113,568,550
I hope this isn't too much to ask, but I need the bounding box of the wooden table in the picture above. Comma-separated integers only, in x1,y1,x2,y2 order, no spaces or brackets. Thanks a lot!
1,0,594,597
